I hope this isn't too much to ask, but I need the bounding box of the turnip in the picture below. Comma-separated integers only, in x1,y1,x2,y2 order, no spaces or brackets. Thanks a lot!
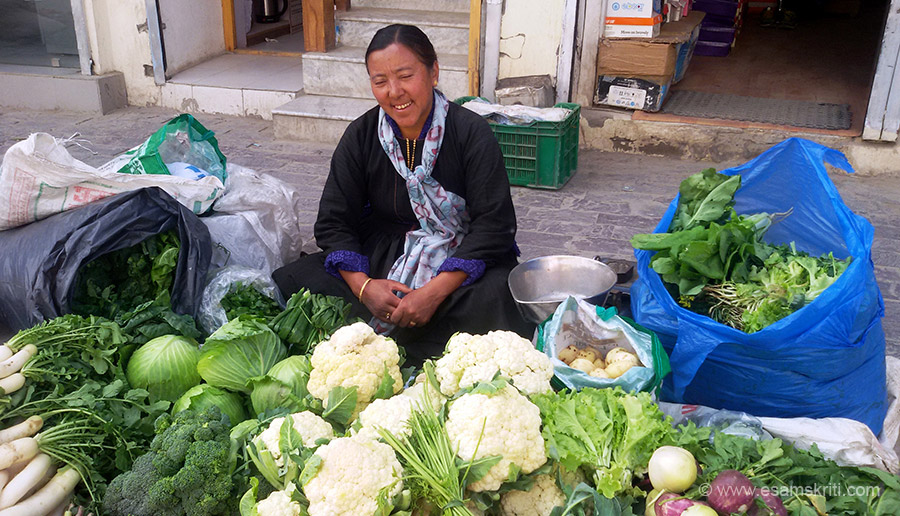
707,469,755,515
747,487,787,516
681,503,717,516
648,446,698,493
654,492,697,516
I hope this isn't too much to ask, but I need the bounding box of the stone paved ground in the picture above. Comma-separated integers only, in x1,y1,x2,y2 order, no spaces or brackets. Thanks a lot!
1,106,898,358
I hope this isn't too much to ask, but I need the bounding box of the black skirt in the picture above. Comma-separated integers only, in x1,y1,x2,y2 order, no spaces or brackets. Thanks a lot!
272,243,535,367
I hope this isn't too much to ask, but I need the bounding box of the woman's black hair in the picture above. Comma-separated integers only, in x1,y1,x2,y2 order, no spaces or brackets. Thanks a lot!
365,24,438,70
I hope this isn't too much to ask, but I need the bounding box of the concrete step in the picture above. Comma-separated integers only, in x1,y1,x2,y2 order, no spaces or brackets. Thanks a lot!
336,8,469,56
301,45,468,101
0,66,126,114
273,95,375,143
352,0,470,13
162,53,302,120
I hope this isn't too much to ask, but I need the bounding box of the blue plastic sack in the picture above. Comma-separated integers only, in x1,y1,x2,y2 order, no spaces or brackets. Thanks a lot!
631,138,888,434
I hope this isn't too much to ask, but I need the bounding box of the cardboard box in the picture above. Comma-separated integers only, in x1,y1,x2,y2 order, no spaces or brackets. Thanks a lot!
604,14,663,38
595,75,672,112
606,0,663,18
598,12,705,78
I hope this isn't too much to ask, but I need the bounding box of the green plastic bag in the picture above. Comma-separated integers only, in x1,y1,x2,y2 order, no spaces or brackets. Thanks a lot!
536,296,670,394
116,114,227,183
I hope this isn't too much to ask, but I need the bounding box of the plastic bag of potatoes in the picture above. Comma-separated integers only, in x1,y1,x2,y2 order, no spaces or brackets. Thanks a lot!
536,296,669,393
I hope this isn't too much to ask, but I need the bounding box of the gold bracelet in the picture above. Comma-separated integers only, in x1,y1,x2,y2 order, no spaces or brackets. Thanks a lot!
357,277,373,301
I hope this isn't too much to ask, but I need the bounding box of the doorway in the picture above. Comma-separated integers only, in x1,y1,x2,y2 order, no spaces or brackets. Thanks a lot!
234,0,305,54
639,0,888,134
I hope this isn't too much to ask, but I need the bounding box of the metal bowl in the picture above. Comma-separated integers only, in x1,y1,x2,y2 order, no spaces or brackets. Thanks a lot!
508,255,618,324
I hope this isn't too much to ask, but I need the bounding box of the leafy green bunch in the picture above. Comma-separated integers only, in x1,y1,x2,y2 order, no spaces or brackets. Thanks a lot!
268,288,355,355
71,230,180,320
670,423,900,516
221,282,282,323
530,387,675,500
631,169,851,332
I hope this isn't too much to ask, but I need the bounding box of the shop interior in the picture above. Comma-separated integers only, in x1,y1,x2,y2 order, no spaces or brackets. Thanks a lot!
240,0,305,54
638,0,889,135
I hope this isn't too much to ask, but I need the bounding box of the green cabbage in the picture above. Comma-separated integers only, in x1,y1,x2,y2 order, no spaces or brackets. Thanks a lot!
249,355,312,416
197,315,286,393
125,334,201,402
173,384,248,426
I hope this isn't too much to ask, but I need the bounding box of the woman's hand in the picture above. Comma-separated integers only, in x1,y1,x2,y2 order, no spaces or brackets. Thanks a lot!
363,279,411,323
389,271,467,328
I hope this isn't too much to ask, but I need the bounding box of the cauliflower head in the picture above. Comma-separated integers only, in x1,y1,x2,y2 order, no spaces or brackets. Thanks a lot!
445,384,547,492
303,434,403,516
435,331,553,397
257,489,303,516
354,380,446,441
499,474,566,516
355,394,416,442
257,411,334,467
307,322,403,417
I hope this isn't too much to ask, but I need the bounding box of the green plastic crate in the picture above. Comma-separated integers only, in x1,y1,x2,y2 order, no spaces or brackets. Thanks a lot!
454,97,580,189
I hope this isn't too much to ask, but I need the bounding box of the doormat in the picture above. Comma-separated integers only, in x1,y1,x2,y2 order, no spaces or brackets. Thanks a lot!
661,91,852,130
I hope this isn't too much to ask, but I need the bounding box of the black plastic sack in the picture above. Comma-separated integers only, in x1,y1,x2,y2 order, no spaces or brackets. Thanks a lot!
0,187,211,330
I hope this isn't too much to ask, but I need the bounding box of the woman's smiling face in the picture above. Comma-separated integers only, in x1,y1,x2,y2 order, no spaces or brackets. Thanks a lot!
367,42,439,139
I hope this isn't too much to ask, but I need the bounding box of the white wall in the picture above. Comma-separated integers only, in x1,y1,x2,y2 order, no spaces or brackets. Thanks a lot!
158,0,226,76
498,0,566,82
84,0,160,105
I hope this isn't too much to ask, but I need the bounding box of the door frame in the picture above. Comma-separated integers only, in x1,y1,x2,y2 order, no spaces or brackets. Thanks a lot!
863,0,900,141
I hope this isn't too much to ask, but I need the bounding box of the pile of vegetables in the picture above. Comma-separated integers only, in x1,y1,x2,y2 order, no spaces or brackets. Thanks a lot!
631,169,851,332
0,216,894,516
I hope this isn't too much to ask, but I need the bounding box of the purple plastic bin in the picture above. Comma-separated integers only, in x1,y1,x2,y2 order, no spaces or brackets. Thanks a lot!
692,0,739,18
694,40,731,57
699,25,736,43
698,12,738,26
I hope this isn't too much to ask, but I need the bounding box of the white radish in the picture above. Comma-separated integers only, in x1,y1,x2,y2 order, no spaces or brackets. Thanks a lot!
0,375,25,396
0,417,43,445
47,498,71,516
0,347,12,363
0,471,9,493
0,467,80,516
0,454,53,508
0,438,39,471
0,346,35,380
21,465,56,503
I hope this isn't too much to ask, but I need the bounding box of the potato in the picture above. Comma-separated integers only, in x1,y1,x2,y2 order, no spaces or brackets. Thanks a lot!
558,345,579,364
593,357,607,370
576,348,597,363
606,347,640,366
588,367,610,379
605,360,635,379
569,358,595,374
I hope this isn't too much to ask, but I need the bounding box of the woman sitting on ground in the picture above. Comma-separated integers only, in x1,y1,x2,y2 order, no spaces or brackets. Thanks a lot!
272,23,533,364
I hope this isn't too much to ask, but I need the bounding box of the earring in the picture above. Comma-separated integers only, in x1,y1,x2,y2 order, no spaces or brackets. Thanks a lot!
433,81,438,86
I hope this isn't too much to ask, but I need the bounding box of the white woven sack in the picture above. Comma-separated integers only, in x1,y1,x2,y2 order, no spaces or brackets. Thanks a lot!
0,133,224,231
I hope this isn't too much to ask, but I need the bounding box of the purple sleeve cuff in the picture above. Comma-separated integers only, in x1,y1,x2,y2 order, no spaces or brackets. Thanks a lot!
438,257,486,286
324,250,370,278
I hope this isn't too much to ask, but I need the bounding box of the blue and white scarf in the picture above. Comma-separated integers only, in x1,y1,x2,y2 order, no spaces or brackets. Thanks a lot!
373,90,469,332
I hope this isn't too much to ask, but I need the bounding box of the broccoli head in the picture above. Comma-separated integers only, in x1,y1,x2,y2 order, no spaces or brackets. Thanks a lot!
102,406,239,516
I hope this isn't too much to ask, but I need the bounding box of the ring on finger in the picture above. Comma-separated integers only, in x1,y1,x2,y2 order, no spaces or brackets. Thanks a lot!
409,321,417,327
386,312,392,319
